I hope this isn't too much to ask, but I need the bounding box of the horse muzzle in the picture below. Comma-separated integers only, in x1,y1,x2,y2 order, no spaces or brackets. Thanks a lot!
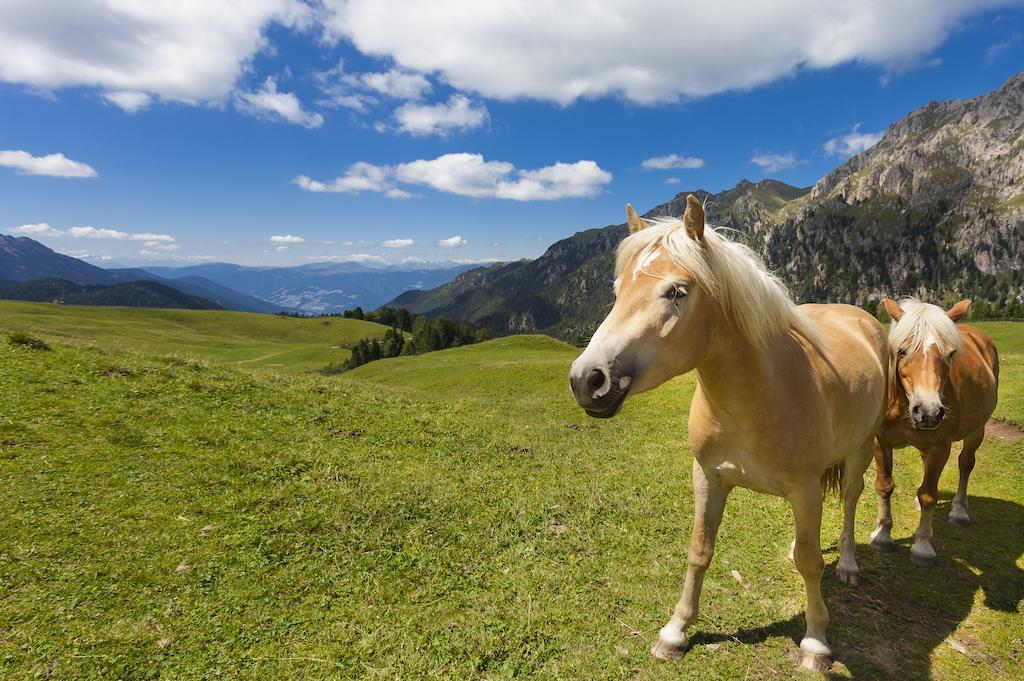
569,363,632,418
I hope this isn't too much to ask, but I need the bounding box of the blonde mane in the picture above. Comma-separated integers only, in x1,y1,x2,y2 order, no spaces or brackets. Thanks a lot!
615,217,826,354
889,298,963,357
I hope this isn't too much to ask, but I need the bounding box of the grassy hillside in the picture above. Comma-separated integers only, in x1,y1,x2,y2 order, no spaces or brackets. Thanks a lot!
0,301,389,372
0,322,1021,678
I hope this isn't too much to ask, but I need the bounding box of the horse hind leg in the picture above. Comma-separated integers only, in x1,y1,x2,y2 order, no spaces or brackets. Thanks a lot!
949,427,984,527
869,438,896,552
790,482,832,671
836,440,872,585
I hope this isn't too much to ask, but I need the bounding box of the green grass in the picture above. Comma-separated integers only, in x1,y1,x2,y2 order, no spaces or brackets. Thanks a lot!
0,301,390,372
0,321,1021,679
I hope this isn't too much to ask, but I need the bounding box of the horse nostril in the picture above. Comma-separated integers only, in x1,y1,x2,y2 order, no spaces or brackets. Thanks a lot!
937,407,946,420
911,405,921,416
586,368,607,395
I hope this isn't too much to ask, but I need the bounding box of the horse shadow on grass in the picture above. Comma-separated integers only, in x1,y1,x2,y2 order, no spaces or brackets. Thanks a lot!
689,494,1024,679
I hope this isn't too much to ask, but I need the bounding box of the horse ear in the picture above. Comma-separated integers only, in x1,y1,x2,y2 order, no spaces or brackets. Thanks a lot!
947,299,972,322
683,194,705,241
883,298,903,322
626,204,646,233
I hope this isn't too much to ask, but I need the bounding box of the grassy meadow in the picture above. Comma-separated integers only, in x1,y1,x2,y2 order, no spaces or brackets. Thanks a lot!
0,308,1022,679
0,301,390,372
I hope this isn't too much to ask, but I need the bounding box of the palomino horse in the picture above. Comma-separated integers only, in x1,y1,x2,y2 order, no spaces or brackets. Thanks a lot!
869,298,999,566
568,196,889,671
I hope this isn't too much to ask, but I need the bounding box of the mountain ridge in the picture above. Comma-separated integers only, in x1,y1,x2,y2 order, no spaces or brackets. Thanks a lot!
390,72,1024,340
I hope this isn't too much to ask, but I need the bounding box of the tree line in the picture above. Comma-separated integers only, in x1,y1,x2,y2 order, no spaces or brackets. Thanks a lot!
323,306,490,374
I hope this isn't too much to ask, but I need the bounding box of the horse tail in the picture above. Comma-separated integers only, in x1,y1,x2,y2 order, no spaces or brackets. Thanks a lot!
822,463,844,497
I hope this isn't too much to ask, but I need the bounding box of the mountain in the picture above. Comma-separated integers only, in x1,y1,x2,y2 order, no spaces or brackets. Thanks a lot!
1,234,116,285
143,261,479,314
0,235,286,313
0,278,222,310
391,73,1024,340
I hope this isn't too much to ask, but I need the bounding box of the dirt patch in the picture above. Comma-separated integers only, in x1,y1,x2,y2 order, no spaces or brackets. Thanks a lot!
986,418,1024,442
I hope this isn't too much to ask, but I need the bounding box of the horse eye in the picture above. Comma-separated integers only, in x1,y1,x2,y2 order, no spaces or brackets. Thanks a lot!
665,286,686,301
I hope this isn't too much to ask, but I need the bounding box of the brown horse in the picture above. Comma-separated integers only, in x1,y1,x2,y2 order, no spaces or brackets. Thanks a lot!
569,196,890,671
869,298,1000,566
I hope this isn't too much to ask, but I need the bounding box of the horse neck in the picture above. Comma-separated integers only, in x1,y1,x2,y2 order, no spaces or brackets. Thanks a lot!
694,314,769,416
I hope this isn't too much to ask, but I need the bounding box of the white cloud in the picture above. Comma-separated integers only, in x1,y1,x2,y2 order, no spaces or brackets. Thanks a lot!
68,226,176,242
641,154,704,170
350,68,431,100
393,94,487,136
8,222,64,237
270,234,304,244
296,153,611,201
103,90,151,113
394,154,612,200
293,162,392,194
0,1,311,107
750,152,801,172
382,238,414,248
235,77,324,128
664,177,681,185
0,149,97,178
823,124,883,157
436,235,467,248
342,240,374,247
319,1,1011,104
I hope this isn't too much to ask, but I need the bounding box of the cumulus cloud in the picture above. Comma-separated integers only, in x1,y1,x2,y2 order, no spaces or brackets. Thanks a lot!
0,0,311,107
394,154,611,200
823,124,883,157
102,90,152,113
436,235,467,248
392,94,488,136
270,234,304,244
750,152,801,172
382,238,414,248
68,226,176,242
641,154,704,170
236,77,323,128
0,149,97,178
350,68,431,100
319,1,1014,104
295,153,611,201
8,222,64,237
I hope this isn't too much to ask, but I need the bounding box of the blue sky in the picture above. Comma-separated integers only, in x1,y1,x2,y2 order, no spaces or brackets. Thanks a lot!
0,1,1022,268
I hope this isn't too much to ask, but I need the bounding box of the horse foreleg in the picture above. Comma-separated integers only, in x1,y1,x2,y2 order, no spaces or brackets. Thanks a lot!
869,438,896,552
790,482,831,671
650,460,730,660
949,427,983,527
911,442,952,566
836,440,872,585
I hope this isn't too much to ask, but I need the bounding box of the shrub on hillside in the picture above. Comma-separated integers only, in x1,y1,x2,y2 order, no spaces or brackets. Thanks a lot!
7,331,50,351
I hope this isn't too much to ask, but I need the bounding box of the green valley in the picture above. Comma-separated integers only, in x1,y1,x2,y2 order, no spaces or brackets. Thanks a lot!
1,308,1021,679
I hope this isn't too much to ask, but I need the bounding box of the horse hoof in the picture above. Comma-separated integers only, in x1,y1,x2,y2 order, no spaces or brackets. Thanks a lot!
836,566,861,586
869,538,895,553
910,551,937,567
650,636,687,660
948,513,970,528
799,651,833,671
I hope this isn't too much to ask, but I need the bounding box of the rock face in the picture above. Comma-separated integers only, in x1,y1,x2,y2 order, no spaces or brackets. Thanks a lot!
391,73,1024,340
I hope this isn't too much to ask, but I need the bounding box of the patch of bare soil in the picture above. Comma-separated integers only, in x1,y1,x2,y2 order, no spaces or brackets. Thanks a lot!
986,418,1024,441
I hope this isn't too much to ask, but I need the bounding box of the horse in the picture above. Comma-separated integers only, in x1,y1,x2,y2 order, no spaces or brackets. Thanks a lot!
568,196,890,671
869,298,1000,567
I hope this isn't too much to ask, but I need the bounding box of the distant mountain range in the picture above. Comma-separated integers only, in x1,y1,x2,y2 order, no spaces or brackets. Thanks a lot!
143,261,477,313
391,72,1024,341
0,235,285,313
0,277,222,310
0,234,475,314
